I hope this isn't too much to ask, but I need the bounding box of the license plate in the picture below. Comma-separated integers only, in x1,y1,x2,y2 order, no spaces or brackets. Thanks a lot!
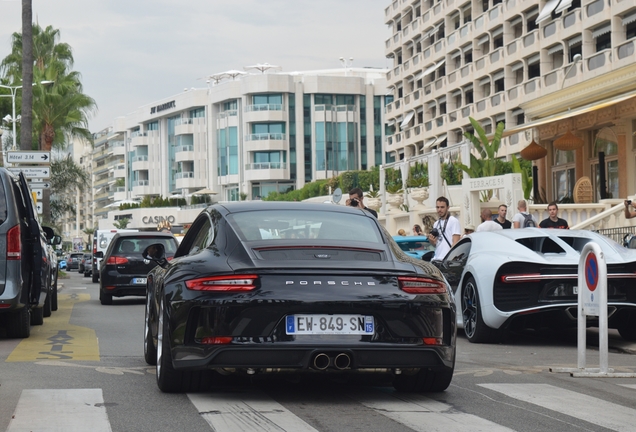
573,286,578,294
285,315,374,335
132,278,147,285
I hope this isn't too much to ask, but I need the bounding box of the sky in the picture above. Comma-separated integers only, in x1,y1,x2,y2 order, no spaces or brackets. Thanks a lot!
0,0,391,132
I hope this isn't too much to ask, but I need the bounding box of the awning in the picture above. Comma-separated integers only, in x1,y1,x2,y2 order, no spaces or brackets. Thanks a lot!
437,134,447,143
479,77,490,86
386,119,396,126
526,6,539,17
451,89,462,97
623,11,636,26
427,101,437,108
492,26,504,37
568,35,582,47
477,34,490,45
555,0,572,14
536,0,562,24
399,111,415,130
461,44,473,53
495,114,506,122
108,133,121,141
451,50,462,59
414,71,425,81
493,70,505,80
510,16,523,26
424,138,438,149
527,54,540,64
547,44,564,55
511,61,524,71
497,88,636,138
512,108,524,116
592,24,611,39
421,60,446,78
385,86,395,95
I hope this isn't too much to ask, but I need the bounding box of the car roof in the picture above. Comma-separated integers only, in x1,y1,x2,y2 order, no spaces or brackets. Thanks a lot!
112,232,176,239
215,201,373,216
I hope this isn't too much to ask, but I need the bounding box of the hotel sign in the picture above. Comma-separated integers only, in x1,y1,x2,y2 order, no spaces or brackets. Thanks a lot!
150,100,176,114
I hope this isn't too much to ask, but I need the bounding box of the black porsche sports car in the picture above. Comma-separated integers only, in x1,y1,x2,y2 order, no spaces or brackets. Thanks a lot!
143,202,456,393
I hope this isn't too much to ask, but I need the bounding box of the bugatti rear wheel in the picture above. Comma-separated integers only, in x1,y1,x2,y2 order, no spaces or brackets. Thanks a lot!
462,276,500,343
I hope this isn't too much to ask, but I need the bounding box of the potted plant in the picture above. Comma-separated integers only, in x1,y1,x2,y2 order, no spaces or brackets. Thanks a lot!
385,183,405,211
365,189,381,211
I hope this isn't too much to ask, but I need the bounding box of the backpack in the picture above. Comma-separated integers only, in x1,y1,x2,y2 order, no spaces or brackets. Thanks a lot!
522,213,536,228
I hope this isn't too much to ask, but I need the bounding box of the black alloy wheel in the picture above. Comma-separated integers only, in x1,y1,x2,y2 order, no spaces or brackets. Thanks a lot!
144,292,157,365
462,276,499,343
30,305,44,326
99,281,113,306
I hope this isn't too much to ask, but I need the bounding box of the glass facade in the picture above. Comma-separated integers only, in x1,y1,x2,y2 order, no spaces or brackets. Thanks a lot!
360,96,367,169
218,126,238,176
147,121,158,131
190,107,205,118
167,116,178,191
289,93,296,181
253,94,282,105
303,95,312,182
374,96,383,166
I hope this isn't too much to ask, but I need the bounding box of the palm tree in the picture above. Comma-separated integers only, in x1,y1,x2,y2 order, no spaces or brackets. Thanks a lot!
20,0,33,151
1,23,95,151
49,154,90,223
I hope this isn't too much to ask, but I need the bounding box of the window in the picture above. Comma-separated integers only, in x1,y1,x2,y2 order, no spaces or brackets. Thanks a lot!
627,21,636,40
510,16,523,39
253,94,282,105
568,34,582,62
591,128,619,200
592,24,611,52
527,55,540,79
552,149,575,201
465,87,474,103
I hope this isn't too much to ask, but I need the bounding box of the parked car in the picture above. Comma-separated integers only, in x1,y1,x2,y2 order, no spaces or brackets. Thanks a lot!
58,260,67,270
433,229,636,343
0,168,59,338
66,253,84,271
97,232,178,305
46,243,60,312
92,229,138,282
142,202,456,393
392,235,436,261
78,253,92,275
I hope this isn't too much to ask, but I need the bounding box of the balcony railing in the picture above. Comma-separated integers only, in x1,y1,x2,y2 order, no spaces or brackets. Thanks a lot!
174,117,194,126
175,145,194,153
246,133,285,141
132,155,148,162
218,109,237,118
245,104,283,112
175,171,194,179
130,131,147,138
132,180,149,187
245,162,287,170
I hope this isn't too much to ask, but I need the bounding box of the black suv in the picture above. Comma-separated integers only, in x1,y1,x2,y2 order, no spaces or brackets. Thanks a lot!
97,232,178,305
0,168,60,338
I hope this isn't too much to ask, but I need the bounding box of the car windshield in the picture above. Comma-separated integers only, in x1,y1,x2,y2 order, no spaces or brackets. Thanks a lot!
229,209,383,243
396,240,433,252
114,237,178,254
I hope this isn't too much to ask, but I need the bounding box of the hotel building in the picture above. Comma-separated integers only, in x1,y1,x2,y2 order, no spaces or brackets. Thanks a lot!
384,0,636,202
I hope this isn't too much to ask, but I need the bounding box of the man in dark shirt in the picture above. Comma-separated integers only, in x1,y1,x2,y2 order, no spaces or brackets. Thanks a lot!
493,204,512,229
539,201,569,229
347,187,378,218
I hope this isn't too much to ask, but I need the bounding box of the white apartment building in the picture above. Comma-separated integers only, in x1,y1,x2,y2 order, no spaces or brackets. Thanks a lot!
94,68,388,224
385,0,636,202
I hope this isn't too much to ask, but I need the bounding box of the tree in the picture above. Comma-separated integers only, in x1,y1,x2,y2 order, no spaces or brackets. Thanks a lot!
1,23,95,151
49,154,89,222
113,218,130,229
20,0,33,151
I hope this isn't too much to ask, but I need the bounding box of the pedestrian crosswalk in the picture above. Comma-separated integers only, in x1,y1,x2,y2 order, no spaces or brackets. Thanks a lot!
6,382,636,431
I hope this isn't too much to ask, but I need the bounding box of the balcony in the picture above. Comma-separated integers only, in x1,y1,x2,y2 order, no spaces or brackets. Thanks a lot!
245,133,286,152
587,49,610,73
175,172,202,189
111,141,126,156
132,155,149,171
244,162,289,181
175,117,194,135
114,164,126,178
244,104,286,122
175,145,195,162
132,180,151,196
616,39,636,66
131,132,149,147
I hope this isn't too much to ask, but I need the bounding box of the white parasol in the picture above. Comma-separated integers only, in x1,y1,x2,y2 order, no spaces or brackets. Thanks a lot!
244,63,282,74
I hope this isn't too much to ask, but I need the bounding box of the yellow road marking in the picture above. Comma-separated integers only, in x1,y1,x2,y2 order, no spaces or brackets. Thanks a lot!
6,293,100,362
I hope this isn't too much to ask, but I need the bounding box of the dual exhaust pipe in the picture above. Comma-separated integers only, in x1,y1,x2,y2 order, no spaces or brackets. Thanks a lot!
312,352,351,370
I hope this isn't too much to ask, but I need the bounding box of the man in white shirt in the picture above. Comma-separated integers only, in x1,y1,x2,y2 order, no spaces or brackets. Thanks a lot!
512,199,538,228
476,208,503,232
428,196,461,261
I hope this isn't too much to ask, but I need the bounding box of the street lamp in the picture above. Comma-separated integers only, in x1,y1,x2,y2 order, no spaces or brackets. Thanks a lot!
561,54,582,89
0,80,54,150
339,57,354,76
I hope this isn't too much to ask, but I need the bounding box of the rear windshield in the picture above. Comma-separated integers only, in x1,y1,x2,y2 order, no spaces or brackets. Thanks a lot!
396,240,434,253
228,209,383,244
114,237,178,254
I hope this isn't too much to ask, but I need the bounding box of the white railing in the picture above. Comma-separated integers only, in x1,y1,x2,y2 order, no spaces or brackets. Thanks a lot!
245,104,283,112
175,117,194,126
247,133,285,141
132,180,149,187
132,155,148,162
245,162,287,170
175,145,194,153
175,171,194,179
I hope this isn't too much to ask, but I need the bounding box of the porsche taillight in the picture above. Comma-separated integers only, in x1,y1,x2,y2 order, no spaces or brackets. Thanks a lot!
7,224,21,260
398,276,447,294
185,274,259,292
106,256,129,265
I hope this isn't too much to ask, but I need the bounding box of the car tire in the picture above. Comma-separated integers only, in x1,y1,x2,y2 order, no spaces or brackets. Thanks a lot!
617,313,636,341
144,292,157,365
52,275,58,311
6,307,30,338
393,367,454,392
156,295,214,392
43,293,52,318
99,289,113,306
462,276,500,343
92,271,98,283
31,306,44,326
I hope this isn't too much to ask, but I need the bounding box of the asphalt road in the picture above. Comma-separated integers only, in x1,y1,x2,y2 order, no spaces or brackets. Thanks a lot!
1,270,635,432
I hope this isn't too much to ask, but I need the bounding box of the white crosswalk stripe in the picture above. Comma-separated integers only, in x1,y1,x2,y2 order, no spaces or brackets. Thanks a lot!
188,390,318,432
619,384,636,390
349,389,515,432
480,383,636,432
7,389,111,432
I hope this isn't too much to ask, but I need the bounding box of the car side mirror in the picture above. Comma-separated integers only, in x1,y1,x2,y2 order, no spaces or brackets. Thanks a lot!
94,251,104,258
50,235,62,246
422,250,435,262
142,243,169,269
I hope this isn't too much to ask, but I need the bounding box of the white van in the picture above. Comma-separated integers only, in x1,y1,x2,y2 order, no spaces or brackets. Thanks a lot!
91,229,138,282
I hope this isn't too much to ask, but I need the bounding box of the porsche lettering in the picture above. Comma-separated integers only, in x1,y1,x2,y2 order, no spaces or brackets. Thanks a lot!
285,280,376,286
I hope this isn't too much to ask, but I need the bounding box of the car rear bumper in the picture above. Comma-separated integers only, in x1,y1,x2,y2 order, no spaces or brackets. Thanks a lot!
171,345,455,373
